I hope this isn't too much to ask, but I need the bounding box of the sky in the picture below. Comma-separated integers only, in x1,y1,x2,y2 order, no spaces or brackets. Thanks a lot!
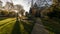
1,0,31,12
1,0,52,12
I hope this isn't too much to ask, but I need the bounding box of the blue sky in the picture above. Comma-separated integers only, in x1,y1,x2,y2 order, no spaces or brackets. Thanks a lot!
1,0,52,12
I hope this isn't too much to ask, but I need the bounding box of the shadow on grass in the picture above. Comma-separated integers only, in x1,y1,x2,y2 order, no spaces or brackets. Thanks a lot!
21,20,36,34
0,17,8,21
11,21,21,34
0,20,14,26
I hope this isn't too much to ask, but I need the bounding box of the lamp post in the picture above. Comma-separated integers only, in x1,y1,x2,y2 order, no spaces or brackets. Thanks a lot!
15,10,18,21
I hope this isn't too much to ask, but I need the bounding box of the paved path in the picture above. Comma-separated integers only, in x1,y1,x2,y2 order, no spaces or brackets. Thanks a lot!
31,18,49,34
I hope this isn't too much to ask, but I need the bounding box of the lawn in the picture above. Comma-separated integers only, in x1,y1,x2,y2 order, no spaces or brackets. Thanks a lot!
0,17,8,21
0,17,35,34
0,17,16,34
21,20,35,34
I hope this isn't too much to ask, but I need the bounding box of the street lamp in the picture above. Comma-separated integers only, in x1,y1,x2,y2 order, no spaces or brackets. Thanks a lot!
15,10,18,21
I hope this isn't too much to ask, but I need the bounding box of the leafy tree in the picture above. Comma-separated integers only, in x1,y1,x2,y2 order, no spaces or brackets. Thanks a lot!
47,0,60,18
25,12,28,17
0,10,9,16
20,9,25,16
8,11,15,17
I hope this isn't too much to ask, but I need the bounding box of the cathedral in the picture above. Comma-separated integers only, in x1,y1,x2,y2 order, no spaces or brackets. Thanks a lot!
29,2,41,17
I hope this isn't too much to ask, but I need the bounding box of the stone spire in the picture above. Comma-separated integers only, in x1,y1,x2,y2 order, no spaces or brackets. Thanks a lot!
0,0,2,7
33,3,38,8
31,0,33,8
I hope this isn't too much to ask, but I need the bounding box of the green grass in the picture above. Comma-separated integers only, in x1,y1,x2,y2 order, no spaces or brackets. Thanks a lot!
0,20,16,34
0,17,35,34
41,18,60,34
0,18,15,26
0,17,8,21
0,17,16,34
21,20,35,34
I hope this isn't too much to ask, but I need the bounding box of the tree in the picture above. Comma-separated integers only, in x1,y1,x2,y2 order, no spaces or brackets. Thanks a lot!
9,11,15,17
14,4,24,16
20,9,25,16
0,10,9,16
25,12,28,17
46,0,60,18
14,4,23,11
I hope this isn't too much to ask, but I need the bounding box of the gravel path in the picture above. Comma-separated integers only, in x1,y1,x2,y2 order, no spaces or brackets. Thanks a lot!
31,18,49,34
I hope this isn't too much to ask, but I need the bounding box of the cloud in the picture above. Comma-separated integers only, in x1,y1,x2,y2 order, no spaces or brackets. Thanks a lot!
1,0,52,12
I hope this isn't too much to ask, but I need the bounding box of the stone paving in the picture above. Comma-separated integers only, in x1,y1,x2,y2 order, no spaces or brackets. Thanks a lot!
31,18,49,34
